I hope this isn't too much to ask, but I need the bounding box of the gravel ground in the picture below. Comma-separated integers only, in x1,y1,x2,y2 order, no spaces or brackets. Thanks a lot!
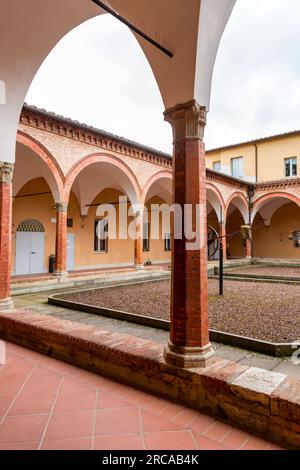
227,266,300,278
60,280,300,343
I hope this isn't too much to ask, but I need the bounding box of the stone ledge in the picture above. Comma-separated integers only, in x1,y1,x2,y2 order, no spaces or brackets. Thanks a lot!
0,309,299,449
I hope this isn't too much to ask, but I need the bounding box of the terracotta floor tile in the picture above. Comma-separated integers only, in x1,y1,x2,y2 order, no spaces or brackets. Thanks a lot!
194,434,231,451
172,409,199,427
95,407,140,436
144,430,197,450
94,434,144,450
0,414,48,443
203,421,232,441
0,394,16,416
189,414,216,435
0,441,39,450
54,385,97,413
159,403,186,421
241,436,273,450
8,390,56,416
222,428,253,449
44,410,95,441
141,410,185,432
97,392,131,409
41,438,92,450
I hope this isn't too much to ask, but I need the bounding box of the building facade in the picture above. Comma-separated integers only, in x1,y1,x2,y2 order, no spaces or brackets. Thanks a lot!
9,105,300,280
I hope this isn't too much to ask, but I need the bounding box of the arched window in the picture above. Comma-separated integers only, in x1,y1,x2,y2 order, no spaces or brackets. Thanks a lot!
17,219,45,233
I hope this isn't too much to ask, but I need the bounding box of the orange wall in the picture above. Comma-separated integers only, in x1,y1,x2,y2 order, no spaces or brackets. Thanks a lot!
253,203,300,259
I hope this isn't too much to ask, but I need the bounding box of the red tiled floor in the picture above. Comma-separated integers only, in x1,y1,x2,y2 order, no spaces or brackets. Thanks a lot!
0,341,285,450
144,430,197,450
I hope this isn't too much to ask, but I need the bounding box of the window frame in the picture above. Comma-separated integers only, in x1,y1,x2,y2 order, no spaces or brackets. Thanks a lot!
231,156,244,179
285,157,297,178
213,161,221,172
143,222,150,252
293,231,300,248
164,233,171,252
94,218,108,253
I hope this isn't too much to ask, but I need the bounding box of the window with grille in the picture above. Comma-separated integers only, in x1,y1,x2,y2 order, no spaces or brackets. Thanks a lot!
94,219,108,253
17,219,45,232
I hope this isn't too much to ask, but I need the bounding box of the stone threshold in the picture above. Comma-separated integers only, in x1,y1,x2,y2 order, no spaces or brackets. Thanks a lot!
0,309,299,449
48,292,295,357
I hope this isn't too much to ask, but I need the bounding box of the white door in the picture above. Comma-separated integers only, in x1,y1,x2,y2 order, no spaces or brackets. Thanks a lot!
15,230,44,275
15,232,31,275
67,233,75,271
30,232,45,274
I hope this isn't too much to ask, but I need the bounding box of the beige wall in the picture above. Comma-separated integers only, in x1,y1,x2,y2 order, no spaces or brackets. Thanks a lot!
206,145,256,183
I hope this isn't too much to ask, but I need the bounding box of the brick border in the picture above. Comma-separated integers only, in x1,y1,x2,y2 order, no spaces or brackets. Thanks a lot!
0,309,299,448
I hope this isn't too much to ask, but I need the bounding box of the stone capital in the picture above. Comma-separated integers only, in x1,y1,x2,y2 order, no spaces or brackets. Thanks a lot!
0,162,14,184
164,100,207,141
55,202,68,213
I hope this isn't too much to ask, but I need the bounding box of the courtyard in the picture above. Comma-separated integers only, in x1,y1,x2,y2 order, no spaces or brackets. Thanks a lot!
55,277,300,343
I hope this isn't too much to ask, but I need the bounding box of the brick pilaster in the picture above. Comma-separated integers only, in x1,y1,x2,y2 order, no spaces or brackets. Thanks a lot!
245,238,252,259
163,100,215,368
220,221,227,262
0,162,14,309
134,211,144,269
55,202,68,275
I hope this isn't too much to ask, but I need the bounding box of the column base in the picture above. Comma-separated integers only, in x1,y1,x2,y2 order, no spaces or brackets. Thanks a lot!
164,341,216,369
0,297,14,310
54,271,68,279
134,264,146,270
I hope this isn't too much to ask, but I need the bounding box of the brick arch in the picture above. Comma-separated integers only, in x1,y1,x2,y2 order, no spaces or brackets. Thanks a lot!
16,130,64,203
251,192,300,224
63,153,142,205
225,191,249,224
141,170,173,205
206,183,225,222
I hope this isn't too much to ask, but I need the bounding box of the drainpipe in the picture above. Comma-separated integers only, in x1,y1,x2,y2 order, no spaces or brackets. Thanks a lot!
248,185,255,260
254,143,258,183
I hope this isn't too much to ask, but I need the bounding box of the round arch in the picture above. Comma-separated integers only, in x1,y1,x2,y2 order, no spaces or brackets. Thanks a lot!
64,153,142,211
141,170,173,206
16,130,64,203
251,192,300,225
206,183,225,223
225,192,249,224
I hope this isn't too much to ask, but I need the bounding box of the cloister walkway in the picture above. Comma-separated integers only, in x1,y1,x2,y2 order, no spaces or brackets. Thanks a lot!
0,342,282,451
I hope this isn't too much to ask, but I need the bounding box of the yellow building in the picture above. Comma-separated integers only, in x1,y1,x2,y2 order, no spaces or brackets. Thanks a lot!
206,130,300,183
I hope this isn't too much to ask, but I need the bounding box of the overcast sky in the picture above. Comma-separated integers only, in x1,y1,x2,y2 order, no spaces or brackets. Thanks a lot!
26,0,300,154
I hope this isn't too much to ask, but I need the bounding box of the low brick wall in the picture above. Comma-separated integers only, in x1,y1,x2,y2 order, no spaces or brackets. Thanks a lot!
0,309,299,449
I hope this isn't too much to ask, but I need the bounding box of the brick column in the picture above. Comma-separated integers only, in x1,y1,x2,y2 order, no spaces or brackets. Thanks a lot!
55,202,68,276
134,211,144,269
220,221,227,262
0,162,14,309
163,100,215,368
245,238,252,259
